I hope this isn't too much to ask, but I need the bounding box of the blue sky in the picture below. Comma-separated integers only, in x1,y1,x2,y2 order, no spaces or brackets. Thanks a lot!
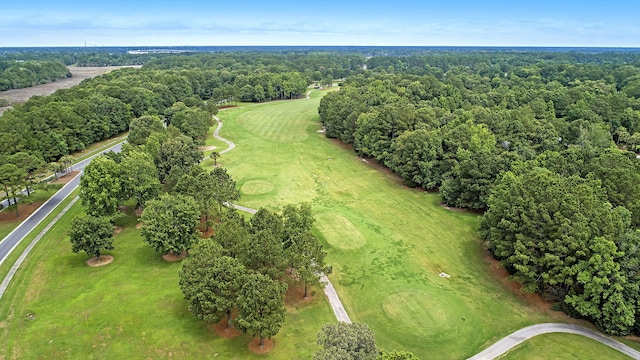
3,0,640,47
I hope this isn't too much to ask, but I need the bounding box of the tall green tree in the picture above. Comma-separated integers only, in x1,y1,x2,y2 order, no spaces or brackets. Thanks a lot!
8,152,45,197
175,166,217,231
68,215,114,261
212,209,250,258
314,322,378,360
440,123,505,209
128,115,165,146
235,273,287,347
0,163,25,217
154,132,203,188
287,231,328,298
241,230,287,280
282,203,328,297
249,208,284,239
120,150,160,211
211,167,240,215
59,154,75,174
140,193,200,256
210,151,220,166
586,150,640,226
167,105,213,144
565,237,636,335
389,129,443,189
482,168,628,295
179,240,247,328
79,155,121,218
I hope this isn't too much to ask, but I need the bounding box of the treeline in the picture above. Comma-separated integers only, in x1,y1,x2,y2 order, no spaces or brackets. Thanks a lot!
481,148,640,334
0,64,311,163
366,51,640,75
0,60,70,91
0,67,199,163
142,52,365,84
319,60,640,334
235,72,308,102
320,64,640,206
75,53,167,66
0,49,169,67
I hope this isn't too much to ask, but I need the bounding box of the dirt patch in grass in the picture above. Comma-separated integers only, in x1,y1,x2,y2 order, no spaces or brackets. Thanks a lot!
49,171,80,184
248,338,274,354
113,226,123,235
440,203,485,214
0,201,43,224
483,251,553,311
212,318,242,339
162,251,187,262
135,223,143,229
86,255,114,267
198,218,215,238
284,284,315,306
327,137,354,151
200,228,215,238
24,262,47,303
134,207,143,217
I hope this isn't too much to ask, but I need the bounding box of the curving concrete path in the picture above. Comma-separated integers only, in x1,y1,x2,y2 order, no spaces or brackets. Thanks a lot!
468,323,640,359
212,97,640,359
212,115,235,154
212,111,352,324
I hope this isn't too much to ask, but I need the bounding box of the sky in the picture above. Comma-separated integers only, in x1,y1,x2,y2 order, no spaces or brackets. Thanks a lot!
2,0,640,47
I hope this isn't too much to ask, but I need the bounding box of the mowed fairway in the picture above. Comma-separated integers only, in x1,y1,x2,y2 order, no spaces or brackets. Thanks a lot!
215,90,630,359
0,90,633,360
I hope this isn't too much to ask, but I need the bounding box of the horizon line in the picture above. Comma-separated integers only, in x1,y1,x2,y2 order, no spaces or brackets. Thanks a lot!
3,45,640,49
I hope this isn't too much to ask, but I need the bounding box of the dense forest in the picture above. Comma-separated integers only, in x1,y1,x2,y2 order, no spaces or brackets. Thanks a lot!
4,48,640,335
0,60,70,91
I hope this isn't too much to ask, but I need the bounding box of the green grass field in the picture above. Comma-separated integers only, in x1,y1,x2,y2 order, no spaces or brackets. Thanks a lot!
500,333,632,359
0,89,636,359
0,202,333,359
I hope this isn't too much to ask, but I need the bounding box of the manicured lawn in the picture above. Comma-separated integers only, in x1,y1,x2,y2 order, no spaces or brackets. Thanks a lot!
1,89,636,359
0,203,333,359
501,333,632,359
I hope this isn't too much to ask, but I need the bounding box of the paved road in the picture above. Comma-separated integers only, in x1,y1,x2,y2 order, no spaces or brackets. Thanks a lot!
0,196,80,300
468,323,640,359
0,142,123,268
212,108,352,324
